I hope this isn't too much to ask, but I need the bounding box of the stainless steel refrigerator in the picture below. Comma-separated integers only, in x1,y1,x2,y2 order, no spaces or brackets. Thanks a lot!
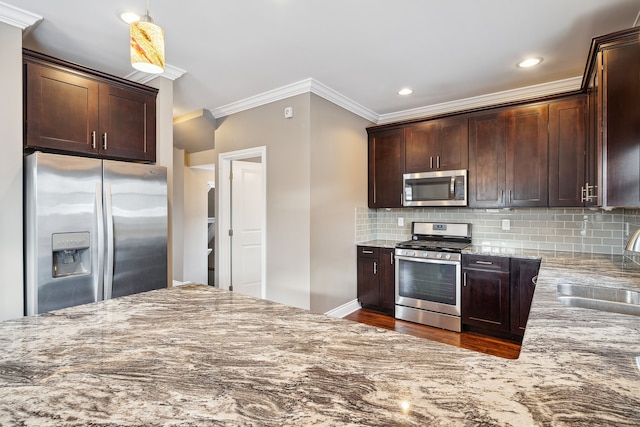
25,151,168,315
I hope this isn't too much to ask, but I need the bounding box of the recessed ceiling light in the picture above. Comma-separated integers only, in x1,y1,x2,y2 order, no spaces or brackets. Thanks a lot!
120,12,140,24
517,57,543,68
398,88,413,96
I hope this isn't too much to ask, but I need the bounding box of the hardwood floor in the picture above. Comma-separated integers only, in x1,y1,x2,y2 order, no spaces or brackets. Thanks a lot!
344,309,522,360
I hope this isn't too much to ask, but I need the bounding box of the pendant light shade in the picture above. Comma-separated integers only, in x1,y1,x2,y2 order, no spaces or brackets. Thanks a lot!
130,8,165,74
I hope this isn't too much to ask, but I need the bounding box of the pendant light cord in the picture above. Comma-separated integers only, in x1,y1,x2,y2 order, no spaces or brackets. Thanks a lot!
634,8,640,27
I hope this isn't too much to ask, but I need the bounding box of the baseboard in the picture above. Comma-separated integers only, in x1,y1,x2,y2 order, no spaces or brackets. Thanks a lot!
325,299,361,318
172,280,193,287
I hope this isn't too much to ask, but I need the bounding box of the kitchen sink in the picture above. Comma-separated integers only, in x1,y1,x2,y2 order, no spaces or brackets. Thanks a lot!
557,283,640,317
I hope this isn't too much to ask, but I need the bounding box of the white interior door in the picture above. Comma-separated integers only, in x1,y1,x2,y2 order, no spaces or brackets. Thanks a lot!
230,160,264,298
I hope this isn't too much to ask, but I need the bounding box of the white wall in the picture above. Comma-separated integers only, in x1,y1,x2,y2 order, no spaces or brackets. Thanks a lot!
0,22,24,321
182,166,210,284
147,77,175,286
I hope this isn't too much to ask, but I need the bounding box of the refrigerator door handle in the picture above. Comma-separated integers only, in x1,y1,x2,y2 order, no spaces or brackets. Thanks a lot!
95,183,105,302
104,183,115,299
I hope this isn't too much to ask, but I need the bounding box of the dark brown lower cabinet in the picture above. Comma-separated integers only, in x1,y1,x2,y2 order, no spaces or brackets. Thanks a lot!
462,255,510,334
462,254,541,340
357,246,395,314
510,258,542,336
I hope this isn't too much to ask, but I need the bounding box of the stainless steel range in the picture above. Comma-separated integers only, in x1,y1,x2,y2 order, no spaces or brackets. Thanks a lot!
395,222,471,332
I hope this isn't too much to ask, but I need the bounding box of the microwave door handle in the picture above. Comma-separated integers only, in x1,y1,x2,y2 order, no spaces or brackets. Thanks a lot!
450,176,455,199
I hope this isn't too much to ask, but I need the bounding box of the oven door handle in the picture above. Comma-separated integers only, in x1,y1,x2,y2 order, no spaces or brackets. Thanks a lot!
395,255,461,266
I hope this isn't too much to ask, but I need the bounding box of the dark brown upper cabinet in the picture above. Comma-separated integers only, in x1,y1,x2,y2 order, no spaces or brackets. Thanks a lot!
583,27,640,207
368,128,405,208
505,104,549,207
404,117,468,173
548,96,588,207
468,111,507,207
469,104,549,208
24,49,157,163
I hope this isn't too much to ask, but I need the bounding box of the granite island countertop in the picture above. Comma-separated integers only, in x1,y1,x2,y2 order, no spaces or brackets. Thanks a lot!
1,253,640,426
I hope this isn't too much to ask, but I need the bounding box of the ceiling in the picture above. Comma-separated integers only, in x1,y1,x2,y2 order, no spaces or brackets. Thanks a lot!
3,0,640,150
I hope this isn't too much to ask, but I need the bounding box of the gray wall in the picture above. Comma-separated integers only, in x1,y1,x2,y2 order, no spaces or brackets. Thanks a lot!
309,95,371,313
190,93,372,312
0,22,24,321
198,93,313,309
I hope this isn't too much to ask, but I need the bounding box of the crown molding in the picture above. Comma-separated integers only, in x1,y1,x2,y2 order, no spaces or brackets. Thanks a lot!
0,2,42,29
211,76,583,124
377,76,583,124
211,77,378,122
125,64,187,84
309,80,379,123
211,79,314,118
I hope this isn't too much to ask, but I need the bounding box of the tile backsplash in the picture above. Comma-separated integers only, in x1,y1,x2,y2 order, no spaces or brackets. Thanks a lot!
357,206,640,256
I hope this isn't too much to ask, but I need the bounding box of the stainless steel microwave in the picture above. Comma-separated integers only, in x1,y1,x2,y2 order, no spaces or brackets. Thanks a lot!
403,169,467,207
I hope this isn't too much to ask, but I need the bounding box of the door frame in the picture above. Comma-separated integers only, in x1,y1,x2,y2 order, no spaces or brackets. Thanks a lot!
218,146,267,297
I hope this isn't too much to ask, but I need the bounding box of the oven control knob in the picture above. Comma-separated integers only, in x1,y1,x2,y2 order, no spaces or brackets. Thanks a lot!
436,253,442,259
421,252,429,258
445,254,451,260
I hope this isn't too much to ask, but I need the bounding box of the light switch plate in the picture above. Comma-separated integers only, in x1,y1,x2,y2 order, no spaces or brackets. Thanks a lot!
398,217,404,227
501,219,510,231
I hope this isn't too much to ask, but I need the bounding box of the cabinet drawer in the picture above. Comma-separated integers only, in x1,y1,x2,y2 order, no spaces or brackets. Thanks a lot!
357,246,379,258
462,255,509,272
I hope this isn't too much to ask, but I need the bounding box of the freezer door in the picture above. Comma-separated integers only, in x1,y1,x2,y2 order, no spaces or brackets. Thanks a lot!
103,160,168,299
24,152,103,315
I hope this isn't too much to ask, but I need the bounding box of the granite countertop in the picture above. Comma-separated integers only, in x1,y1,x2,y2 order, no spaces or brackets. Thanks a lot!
357,239,398,248
1,253,640,426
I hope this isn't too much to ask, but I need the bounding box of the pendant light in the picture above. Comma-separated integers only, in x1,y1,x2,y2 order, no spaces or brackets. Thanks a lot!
130,0,165,74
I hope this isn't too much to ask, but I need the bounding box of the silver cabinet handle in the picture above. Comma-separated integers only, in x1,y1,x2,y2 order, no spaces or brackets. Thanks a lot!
373,261,377,275
362,250,374,254
91,131,96,149
102,132,108,150
509,190,512,204
501,190,504,204
463,272,467,287
476,260,493,265
532,275,538,286
436,156,440,169
429,156,433,169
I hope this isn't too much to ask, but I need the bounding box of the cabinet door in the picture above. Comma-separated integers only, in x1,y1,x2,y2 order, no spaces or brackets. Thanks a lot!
405,118,468,173
357,254,379,308
468,112,506,207
379,248,396,313
585,56,603,208
510,259,541,336
603,41,640,207
505,104,549,207
405,122,438,173
437,117,468,171
368,129,405,208
548,96,587,207
462,268,510,333
99,84,157,162
24,61,99,154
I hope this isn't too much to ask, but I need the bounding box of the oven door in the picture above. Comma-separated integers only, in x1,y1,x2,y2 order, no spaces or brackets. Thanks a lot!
395,255,461,316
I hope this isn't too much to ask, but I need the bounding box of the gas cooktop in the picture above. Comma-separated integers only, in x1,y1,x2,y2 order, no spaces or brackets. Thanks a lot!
395,240,471,252
396,222,472,253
